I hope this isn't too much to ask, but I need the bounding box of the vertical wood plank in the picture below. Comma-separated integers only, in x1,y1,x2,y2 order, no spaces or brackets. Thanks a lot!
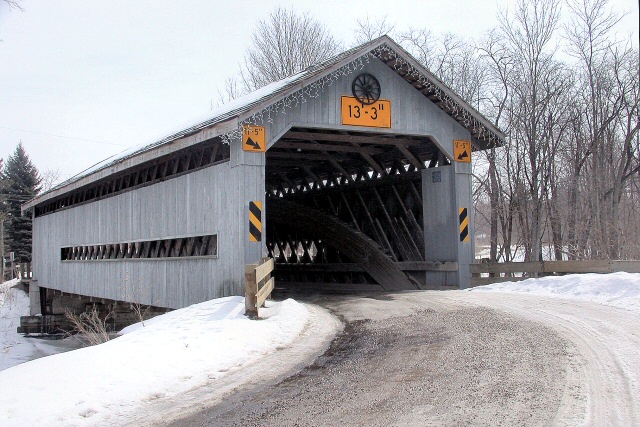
244,264,257,317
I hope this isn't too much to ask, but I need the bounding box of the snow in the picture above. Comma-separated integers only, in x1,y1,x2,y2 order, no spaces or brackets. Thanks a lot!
472,272,640,311
2,272,639,426
1,280,80,371
0,291,310,427
0,279,28,369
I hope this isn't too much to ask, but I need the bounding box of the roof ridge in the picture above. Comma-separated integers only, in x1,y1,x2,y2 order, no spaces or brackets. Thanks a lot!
24,35,504,210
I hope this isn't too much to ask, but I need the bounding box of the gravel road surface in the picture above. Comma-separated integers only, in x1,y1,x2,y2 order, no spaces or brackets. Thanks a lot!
125,304,341,427
166,289,638,426
457,291,640,425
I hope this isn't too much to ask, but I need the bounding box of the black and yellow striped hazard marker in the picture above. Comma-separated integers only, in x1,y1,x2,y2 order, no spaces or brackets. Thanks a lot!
249,201,262,242
459,207,470,242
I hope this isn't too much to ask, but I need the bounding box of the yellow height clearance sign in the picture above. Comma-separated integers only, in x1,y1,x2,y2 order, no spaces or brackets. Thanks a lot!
341,96,391,128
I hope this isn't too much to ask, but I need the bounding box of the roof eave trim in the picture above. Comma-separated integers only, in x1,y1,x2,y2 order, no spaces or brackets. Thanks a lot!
22,117,238,211
376,40,505,145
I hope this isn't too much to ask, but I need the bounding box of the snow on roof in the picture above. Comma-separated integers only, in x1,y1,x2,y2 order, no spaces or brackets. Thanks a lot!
24,35,504,209
59,71,308,188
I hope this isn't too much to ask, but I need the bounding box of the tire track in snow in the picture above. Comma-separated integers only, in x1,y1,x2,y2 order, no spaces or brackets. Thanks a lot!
456,292,640,426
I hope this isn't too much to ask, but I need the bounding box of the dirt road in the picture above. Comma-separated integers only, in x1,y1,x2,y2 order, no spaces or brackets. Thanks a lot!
162,290,639,426
458,291,640,425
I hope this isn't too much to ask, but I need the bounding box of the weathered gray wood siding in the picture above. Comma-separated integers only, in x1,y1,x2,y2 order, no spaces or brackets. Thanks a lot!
252,56,474,287
257,57,472,158
32,160,255,309
31,56,476,306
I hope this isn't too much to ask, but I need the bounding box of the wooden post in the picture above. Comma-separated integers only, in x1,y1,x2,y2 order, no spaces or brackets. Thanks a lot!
9,252,15,280
245,263,258,317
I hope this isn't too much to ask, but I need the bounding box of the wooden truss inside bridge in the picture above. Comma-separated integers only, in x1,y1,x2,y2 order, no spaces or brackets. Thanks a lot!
265,127,456,292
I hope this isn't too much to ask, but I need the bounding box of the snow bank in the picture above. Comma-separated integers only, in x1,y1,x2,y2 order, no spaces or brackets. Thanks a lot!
472,272,640,311
1,281,81,371
1,280,38,369
0,296,309,426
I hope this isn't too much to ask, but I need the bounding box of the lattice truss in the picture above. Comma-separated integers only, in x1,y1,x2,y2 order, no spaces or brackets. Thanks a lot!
266,172,425,287
61,234,218,261
264,127,448,199
36,139,229,217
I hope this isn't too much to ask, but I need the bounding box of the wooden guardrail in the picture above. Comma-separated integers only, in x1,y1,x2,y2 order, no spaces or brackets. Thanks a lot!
2,261,31,282
470,260,640,286
245,258,275,318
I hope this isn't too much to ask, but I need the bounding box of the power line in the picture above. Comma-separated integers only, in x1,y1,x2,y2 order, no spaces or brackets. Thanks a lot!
0,126,127,147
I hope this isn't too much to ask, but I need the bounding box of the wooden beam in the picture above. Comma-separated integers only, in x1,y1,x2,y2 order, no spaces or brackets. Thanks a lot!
327,157,352,182
275,281,384,293
374,218,398,261
256,277,275,308
394,144,424,169
397,261,458,271
284,131,425,147
276,263,365,272
255,258,275,283
340,192,361,231
274,141,383,155
267,159,328,168
267,151,346,161
276,171,296,189
354,189,390,256
209,142,219,163
397,216,423,261
373,187,413,261
302,166,324,189
273,260,457,273
303,139,356,183
391,184,425,251
351,142,386,175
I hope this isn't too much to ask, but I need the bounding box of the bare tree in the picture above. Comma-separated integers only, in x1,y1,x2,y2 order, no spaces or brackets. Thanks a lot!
352,15,396,44
1,0,23,11
496,0,567,263
563,0,639,259
476,32,516,261
213,76,244,108
239,8,341,92
40,169,61,192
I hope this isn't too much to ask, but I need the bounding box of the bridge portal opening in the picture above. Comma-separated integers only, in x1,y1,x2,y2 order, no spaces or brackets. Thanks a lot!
264,127,450,292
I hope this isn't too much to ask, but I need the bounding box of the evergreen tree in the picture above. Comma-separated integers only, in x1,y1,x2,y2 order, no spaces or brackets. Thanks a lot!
0,158,7,262
2,143,41,262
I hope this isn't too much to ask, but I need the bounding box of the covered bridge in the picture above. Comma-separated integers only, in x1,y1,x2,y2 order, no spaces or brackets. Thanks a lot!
22,36,504,316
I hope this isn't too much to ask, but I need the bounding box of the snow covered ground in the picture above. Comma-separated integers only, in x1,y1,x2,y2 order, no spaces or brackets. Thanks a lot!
1,272,639,426
468,272,640,425
472,271,640,311
0,285,311,427
0,279,81,371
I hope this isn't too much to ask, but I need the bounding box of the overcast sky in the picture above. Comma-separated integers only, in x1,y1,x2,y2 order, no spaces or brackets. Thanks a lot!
0,0,637,184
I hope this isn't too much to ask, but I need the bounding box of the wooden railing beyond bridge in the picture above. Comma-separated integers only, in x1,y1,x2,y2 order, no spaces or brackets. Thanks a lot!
2,262,31,283
471,260,640,287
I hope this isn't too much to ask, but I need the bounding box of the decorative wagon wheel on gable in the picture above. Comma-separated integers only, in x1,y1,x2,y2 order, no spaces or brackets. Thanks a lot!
351,73,381,105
